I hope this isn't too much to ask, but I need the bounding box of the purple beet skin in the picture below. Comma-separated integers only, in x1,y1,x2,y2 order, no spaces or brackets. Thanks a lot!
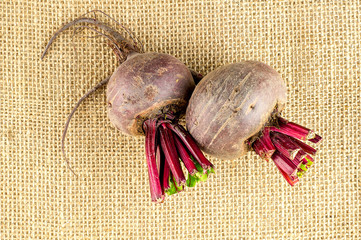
106,52,194,136
186,61,322,185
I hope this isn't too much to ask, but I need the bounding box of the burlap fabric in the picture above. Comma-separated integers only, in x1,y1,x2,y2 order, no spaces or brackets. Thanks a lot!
1,1,360,239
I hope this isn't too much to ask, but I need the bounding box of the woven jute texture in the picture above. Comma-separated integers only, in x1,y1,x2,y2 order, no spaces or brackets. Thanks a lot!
1,1,360,239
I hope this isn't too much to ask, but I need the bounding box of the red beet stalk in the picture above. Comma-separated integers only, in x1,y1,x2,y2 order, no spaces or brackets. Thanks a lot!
287,136,317,156
166,123,213,172
143,114,214,202
271,132,300,160
161,156,171,191
143,119,164,202
252,138,268,160
174,136,198,175
159,124,186,186
252,117,322,186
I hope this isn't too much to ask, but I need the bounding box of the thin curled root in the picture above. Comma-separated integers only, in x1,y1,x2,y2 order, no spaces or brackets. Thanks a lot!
42,13,144,176
41,17,136,60
70,25,124,62
61,76,111,177
71,25,126,61
80,10,144,52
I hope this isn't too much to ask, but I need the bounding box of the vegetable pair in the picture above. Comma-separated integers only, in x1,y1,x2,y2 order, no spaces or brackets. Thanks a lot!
43,11,321,203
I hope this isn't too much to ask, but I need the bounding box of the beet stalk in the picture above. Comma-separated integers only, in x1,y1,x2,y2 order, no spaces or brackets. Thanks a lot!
143,119,163,202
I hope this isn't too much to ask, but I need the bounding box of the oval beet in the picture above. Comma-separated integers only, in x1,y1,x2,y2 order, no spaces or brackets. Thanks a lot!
186,61,287,159
42,11,213,203
186,61,322,185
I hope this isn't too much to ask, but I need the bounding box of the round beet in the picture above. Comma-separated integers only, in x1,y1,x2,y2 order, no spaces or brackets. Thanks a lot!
107,52,194,136
42,11,213,203
186,61,287,159
186,61,322,185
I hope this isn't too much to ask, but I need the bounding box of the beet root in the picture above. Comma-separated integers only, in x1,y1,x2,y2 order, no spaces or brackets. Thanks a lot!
104,40,214,203
42,11,213,202
186,61,322,185
106,52,195,136
186,61,287,158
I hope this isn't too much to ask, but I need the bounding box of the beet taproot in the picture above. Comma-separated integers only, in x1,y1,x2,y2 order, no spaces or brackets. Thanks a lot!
186,61,322,185
42,11,213,202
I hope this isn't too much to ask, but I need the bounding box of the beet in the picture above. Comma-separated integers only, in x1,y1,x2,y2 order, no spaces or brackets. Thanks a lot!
186,61,322,185
42,11,213,202
107,52,194,136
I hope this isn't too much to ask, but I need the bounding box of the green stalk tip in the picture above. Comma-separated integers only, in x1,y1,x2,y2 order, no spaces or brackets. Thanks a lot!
186,174,198,187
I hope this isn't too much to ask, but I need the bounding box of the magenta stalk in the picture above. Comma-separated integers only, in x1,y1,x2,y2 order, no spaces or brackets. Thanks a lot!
159,124,186,186
143,113,214,202
174,136,198,175
166,123,214,173
143,119,164,203
251,117,322,186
